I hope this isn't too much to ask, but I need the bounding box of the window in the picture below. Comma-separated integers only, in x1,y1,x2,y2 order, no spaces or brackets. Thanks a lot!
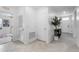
62,17,69,21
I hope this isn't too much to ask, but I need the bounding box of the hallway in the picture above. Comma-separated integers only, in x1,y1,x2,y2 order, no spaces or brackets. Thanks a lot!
0,33,78,52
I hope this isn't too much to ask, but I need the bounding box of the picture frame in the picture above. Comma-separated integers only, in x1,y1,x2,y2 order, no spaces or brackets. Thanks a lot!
3,19,9,27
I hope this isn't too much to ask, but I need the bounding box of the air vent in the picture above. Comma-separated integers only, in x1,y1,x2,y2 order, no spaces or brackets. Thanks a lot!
29,32,36,39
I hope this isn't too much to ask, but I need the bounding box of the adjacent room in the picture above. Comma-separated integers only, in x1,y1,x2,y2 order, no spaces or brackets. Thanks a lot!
0,6,79,52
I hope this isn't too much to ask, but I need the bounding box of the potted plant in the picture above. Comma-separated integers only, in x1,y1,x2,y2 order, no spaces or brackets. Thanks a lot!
51,16,62,40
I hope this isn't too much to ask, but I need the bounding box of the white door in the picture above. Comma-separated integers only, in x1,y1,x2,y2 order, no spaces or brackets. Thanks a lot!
18,15,24,41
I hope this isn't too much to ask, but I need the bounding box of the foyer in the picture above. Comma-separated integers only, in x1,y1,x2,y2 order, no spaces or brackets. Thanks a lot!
0,6,79,52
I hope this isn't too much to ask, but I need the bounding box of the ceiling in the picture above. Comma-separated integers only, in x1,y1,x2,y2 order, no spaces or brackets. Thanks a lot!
0,6,76,16
48,6,76,15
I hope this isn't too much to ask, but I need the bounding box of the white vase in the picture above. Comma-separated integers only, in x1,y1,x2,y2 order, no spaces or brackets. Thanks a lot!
54,36,58,40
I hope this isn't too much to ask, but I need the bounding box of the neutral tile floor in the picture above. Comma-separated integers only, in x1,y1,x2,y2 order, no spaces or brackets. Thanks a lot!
0,33,79,52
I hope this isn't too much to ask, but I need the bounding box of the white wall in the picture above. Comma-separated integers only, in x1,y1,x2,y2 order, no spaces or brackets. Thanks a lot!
69,7,79,47
37,7,51,43
24,7,37,43
72,10,77,38
75,7,79,47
